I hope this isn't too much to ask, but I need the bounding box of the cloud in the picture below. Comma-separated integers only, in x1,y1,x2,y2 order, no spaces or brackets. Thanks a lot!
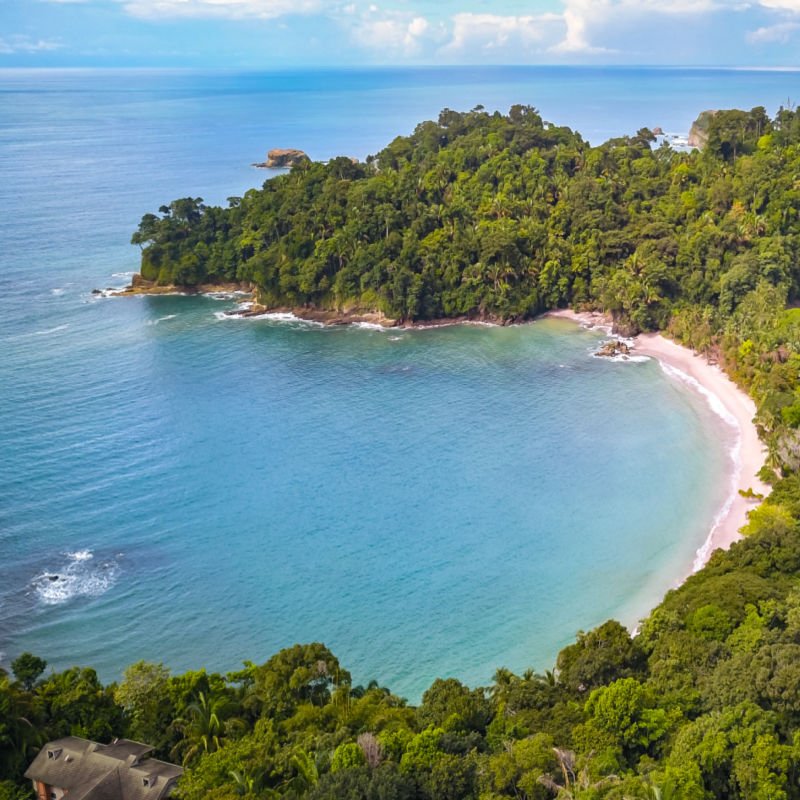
759,0,800,11
121,0,323,19
747,20,800,40
0,35,62,53
345,6,440,57
441,12,562,55
552,0,744,54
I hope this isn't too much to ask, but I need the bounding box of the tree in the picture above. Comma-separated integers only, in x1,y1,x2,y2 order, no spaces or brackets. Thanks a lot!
10,654,46,691
114,661,172,750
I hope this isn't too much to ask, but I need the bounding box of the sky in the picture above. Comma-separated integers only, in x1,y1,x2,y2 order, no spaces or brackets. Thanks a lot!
3,0,800,68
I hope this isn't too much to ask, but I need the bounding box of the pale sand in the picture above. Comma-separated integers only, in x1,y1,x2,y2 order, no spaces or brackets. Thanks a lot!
544,309,770,572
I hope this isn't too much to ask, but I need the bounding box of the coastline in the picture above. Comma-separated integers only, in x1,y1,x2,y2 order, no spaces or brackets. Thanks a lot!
545,309,770,574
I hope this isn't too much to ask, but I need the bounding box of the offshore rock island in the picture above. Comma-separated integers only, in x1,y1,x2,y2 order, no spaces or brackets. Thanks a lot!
16,102,800,798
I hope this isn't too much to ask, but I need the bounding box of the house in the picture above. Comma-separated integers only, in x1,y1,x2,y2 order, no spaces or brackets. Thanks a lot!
24,737,183,800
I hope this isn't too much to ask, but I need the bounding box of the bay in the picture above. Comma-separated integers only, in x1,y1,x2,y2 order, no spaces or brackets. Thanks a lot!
0,66,780,697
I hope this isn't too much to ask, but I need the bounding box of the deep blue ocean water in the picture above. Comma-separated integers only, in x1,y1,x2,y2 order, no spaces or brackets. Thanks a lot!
0,66,792,698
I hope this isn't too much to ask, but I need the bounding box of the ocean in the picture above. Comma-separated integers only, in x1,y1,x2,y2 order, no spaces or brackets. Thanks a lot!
0,66,789,698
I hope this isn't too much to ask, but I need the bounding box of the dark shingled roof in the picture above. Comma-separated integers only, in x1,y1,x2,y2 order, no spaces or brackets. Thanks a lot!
25,737,183,800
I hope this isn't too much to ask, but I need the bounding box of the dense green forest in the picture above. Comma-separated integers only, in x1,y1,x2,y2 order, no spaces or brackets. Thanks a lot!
5,106,800,798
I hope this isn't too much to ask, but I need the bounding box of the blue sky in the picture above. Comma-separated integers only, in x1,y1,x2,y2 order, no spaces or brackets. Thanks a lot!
3,0,800,67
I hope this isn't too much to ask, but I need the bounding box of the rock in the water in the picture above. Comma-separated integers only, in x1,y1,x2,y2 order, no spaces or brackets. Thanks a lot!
596,339,631,358
262,148,310,168
652,126,664,136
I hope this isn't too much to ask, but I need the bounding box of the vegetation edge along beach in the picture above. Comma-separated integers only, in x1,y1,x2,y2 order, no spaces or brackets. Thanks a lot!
6,103,800,798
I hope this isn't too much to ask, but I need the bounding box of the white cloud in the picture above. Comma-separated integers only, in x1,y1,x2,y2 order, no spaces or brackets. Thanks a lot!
759,0,800,11
122,0,323,20
442,12,562,54
552,0,743,54
0,35,62,53
747,20,800,40
345,5,440,57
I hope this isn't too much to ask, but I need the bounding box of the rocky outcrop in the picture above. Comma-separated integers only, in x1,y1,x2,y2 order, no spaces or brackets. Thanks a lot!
595,339,631,358
688,110,718,149
254,149,310,169
108,276,255,297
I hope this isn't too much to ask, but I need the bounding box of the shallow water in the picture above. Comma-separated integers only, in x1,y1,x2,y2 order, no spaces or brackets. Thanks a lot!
0,66,775,697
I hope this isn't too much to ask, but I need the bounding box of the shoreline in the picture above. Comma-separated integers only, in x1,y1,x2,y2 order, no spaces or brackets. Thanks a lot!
546,309,770,575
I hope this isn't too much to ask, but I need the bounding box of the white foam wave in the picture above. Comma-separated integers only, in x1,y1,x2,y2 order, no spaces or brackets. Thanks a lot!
50,287,66,296
693,485,738,572
31,324,69,337
350,321,388,331
111,271,135,278
214,307,325,326
95,286,128,298
388,335,404,342
657,362,739,429
147,314,177,326
592,352,651,364
32,550,120,605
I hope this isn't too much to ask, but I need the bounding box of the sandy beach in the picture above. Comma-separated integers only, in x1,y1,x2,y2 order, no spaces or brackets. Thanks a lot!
546,309,770,573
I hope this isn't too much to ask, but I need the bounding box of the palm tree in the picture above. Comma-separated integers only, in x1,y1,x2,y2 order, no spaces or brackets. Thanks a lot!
538,748,619,798
171,691,236,765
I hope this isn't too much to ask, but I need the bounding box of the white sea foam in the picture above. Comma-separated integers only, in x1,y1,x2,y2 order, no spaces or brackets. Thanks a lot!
30,324,69,337
214,307,325,326
590,339,651,364
204,291,239,300
32,550,120,605
50,287,67,296
147,314,177,326
111,271,135,278
657,361,739,430
388,335,404,342
95,286,129,298
350,321,388,331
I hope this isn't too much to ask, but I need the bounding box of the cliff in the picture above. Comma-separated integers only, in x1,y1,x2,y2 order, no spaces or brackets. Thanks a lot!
254,148,310,169
688,110,718,149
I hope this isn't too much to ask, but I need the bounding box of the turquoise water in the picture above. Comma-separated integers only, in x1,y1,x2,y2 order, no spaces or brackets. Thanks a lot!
0,66,785,698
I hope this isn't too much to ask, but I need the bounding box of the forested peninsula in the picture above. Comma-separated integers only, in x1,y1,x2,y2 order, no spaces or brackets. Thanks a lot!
5,106,800,799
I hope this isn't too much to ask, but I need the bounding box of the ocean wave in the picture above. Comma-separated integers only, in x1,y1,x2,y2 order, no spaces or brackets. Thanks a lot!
693,483,739,572
32,550,120,606
147,314,177,326
204,291,251,300
214,307,325,326
591,351,651,364
111,271,135,279
657,362,739,429
350,321,389,331
93,287,129,298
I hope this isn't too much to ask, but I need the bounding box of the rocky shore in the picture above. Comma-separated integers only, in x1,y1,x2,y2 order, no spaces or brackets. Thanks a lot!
105,274,255,297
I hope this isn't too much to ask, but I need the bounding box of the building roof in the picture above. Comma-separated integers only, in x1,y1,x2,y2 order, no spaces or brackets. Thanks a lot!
25,737,183,800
